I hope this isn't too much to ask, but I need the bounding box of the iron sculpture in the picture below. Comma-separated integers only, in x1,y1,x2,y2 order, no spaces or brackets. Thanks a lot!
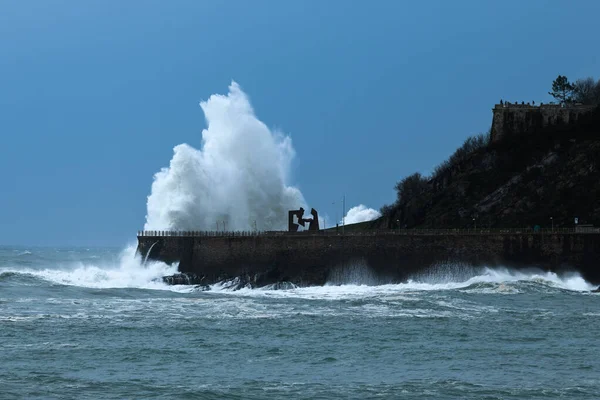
288,207,320,232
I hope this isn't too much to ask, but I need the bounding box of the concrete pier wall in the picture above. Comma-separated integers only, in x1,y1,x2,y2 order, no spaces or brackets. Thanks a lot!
137,232,600,286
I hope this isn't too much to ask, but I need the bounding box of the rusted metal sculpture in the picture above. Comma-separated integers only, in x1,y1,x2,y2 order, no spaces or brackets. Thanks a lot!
288,208,305,232
288,207,320,232
308,208,319,231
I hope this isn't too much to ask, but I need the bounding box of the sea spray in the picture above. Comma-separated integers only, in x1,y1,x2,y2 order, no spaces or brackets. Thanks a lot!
144,81,306,232
344,205,382,225
326,260,383,286
143,241,159,265
143,81,380,232
0,245,180,290
204,266,595,298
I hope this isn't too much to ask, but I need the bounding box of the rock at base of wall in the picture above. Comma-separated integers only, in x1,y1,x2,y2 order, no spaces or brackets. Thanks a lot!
161,273,209,290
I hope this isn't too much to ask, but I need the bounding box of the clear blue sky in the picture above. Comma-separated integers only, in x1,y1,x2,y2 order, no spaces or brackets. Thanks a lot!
1,0,598,246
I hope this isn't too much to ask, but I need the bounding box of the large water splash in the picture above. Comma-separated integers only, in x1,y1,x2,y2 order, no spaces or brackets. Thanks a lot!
145,82,306,231
344,204,381,225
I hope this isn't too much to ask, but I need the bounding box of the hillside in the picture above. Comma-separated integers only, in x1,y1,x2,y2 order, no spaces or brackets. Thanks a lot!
376,106,600,230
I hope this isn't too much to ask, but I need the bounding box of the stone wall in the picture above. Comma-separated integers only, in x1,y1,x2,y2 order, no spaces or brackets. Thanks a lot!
138,233,600,286
490,103,596,143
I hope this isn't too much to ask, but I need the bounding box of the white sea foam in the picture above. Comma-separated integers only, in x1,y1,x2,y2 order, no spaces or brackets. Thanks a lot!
2,248,594,298
207,267,595,299
0,245,181,291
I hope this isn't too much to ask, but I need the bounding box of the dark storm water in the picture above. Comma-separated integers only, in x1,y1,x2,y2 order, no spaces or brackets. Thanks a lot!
1,245,599,399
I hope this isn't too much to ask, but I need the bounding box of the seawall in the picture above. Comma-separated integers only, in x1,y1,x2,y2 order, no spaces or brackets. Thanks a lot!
137,230,600,286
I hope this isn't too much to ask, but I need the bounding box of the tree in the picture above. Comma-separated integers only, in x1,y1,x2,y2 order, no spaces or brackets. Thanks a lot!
573,77,597,104
394,173,428,204
548,75,574,105
379,203,394,217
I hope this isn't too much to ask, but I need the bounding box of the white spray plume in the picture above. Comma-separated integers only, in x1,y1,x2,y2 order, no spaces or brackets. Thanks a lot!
145,81,306,231
344,205,381,225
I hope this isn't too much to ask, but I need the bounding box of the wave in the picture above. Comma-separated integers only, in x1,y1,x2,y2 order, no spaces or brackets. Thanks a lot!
0,245,182,291
205,267,596,299
407,267,594,292
2,247,596,298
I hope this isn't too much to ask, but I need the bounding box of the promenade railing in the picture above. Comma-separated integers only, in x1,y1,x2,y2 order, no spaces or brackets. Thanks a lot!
137,227,599,238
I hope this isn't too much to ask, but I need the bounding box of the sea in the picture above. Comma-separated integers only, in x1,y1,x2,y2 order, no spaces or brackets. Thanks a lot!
1,245,599,399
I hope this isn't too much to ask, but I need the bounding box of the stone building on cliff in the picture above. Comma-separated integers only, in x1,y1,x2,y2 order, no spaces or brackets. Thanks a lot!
490,102,596,143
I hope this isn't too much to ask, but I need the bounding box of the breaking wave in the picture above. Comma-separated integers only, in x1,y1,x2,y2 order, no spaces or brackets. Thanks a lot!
206,267,596,299
0,246,179,291
1,246,595,298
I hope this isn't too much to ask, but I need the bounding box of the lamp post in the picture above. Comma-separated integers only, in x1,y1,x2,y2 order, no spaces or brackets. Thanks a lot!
342,194,346,235
550,216,553,233
473,217,476,230
332,201,338,229
333,195,346,234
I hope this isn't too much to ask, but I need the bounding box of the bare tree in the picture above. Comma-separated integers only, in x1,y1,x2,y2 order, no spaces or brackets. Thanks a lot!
594,80,600,105
573,77,598,104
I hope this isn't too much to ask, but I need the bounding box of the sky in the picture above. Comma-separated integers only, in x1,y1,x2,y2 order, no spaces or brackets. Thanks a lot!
1,0,598,246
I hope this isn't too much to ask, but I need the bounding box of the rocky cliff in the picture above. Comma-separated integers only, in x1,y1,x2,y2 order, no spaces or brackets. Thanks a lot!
380,106,600,230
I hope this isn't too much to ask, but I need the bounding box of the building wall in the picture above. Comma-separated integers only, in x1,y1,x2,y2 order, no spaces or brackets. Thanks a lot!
490,103,595,143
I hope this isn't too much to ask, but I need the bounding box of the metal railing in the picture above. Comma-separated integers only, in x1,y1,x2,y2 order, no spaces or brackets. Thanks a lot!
137,230,264,237
137,227,599,238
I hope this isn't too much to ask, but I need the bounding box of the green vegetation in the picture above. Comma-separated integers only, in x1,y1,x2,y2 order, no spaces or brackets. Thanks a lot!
549,75,600,105
549,75,574,105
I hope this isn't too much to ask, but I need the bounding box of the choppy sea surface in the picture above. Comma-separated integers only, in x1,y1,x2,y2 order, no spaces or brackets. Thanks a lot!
1,245,599,399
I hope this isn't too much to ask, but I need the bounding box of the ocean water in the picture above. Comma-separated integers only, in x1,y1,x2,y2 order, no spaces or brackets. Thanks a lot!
1,245,600,399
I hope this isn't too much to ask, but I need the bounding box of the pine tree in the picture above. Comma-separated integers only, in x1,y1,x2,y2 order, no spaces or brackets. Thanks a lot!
548,75,574,105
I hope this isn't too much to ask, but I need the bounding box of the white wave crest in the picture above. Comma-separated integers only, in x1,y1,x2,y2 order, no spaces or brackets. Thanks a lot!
0,245,180,291
206,267,595,299
144,81,306,232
